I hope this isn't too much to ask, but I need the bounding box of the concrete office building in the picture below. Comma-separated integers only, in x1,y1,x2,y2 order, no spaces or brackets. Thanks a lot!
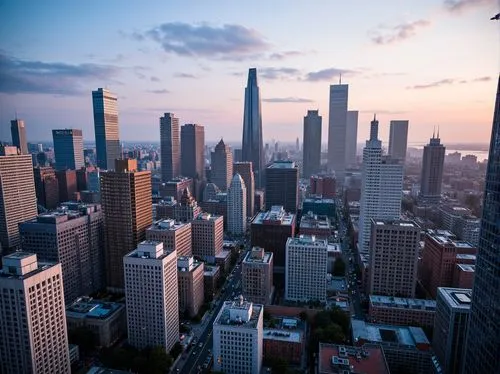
177,256,204,318
181,123,205,199
227,173,247,235
242,68,265,188
160,112,181,181
265,160,299,213
159,176,193,201
285,235,328,303
303,110,322,178
327,83,349,182
174,187,202,223
234,161,255,218
345,110,359,167
20,203,105,304
242,247,273,305
191,213,224,263
388,120,409,162
420,229,476,298
52,129,85,170
92,88,120,170
56,169,77,202
299,212,332,239
213,297,264,374
33,166,59,209
0,252,70,374
10,118,28,155
0,148,38,253
318,343,390,374
358,116,403,253
369,219,420,298
146,219,192,257
211,138,233,191
419,133,446,203
368,295,436,328
124,241,179,351
66,297,126,347
101,159,152,291
251,206,296,271
432,287,471,374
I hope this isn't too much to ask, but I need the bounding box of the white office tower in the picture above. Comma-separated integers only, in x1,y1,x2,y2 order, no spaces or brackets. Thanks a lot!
358,115,403,253
285,235,328,302
213,296,263,374
327,83,349,183
124,241,179,351
227,173,247,235
0,252,70,374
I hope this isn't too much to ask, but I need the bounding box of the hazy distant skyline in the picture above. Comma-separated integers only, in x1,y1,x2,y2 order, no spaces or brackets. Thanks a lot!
0,0,498,144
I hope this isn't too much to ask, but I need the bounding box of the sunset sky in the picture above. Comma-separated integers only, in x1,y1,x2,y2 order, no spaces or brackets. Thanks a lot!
0,0,499,146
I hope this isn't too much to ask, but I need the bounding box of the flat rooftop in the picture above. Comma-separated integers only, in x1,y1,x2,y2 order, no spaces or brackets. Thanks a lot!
287,235,328,247
370,295,436,311
300,214,332,229
268,161,296,169
437,287,472,310
263,329,302,343
204,265,220,276
372,218,419,228
243,249,273,264
352,320,430,348
66,297,124,320
148,219,190,231
214,299,262,329
303,198,336,205
318,343,389,374
252,206,295,226
456,264,475,272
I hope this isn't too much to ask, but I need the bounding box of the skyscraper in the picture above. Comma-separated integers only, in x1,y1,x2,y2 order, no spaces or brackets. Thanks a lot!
242,68,265,187
327,83,349,181
92,88,120,170
227,173,247,235
101,159,152,291
234,161,255,217
345,110,359,167
181,123,205,198
265,161,299,213
10,118,28,154
33,166,60,209
358,116,403,253
419,132,445,203
0,252,70,374
302,110,322,178
124,241,179,352
211,139,233,191
160,113,181,182
0,148,38,253
463,75,500,374
52,129,84,170
388,120,409,162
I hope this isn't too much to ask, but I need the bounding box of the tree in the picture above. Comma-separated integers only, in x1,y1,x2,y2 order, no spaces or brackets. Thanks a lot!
332,258,346,276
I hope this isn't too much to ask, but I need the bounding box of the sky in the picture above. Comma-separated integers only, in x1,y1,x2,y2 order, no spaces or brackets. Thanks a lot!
0,0,499,146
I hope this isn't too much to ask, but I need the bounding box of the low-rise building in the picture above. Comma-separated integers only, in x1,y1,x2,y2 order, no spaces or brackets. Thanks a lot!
242,247,274,305
177,256,204,318
263,317,305,366
452,264,475,291
66,297,126,347
368,295,436,328
302,197,336,217
318,343,390,374
352,320,431,374
299,212,332,239
204,265,220,302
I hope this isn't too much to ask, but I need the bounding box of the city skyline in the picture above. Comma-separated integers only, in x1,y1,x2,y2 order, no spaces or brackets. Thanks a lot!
0,1,498,145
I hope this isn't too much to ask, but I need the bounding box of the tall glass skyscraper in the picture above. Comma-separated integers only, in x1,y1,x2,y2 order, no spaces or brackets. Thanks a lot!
92,88,120,170
242,68,264,187
462,75,500,374
327,83,349,182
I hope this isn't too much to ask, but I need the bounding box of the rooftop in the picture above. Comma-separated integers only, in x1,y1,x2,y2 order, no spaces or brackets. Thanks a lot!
268,160,296,169
352,320,430,348
125,241,173,260
300,213,332,230
148,219,190,231
204,265,220,276
1,252,57,279
178,256,203,272
214,297,263,328
426,229,475,249
369,295,436,311
372,218,419,228
263,329,302,343
437,287,472,310
287,235,328,247
456,264,475,272
243,247,273,264
303,197,336,205
318,343,390,374
66,297,124,320
252,206,295,226
456,254,476,261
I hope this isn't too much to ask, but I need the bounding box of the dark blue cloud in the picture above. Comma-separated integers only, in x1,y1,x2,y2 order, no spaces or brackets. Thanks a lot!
0,52,119,95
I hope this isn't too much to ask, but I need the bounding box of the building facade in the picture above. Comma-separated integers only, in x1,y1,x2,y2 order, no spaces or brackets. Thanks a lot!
345,110,359,167
211,139,233,191
227,173,247,235
285,235,328,303
327,84,349,181
146,219,192,257
388,120,409,162
191,213,224,263
92,88,120,170
181,123,205,199
160,112,181,182
0,253,70,374
124,241,179,351
10,118,28,154
368,295,436,328
265,160,299,213
177,256,204,318
33,166,60,209
52,129,85,170
234,161,255,218
302,110,322,178
242,247,273,305
419,134,446,203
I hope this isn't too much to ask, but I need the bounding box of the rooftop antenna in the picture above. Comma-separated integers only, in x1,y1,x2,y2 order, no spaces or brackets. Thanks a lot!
339,73,342,85
373,113,377,121
437,126,440,139
433,126,436,138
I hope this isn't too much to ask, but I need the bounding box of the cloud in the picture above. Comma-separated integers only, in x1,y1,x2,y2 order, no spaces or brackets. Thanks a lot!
174,72,197,79
150,76,160,82
444,0,495,13
473,76,491,82
407,78,455,89
259,67,301,80
147,89,170,94
0,52,119,95
370,20,430,45
305,68,359,82
144,22,269,60
269,51,304,60
263,97,314,103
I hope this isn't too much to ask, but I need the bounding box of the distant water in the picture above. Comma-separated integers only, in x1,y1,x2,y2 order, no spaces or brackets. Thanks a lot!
410,147,489,162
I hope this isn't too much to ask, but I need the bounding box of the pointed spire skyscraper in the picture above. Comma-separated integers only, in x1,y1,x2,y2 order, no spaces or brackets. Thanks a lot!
242,68,264,187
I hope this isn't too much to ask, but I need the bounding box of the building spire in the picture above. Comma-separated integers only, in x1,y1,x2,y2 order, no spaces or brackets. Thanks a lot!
339,73,342,85
433,126,436,138
437,126,440,139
